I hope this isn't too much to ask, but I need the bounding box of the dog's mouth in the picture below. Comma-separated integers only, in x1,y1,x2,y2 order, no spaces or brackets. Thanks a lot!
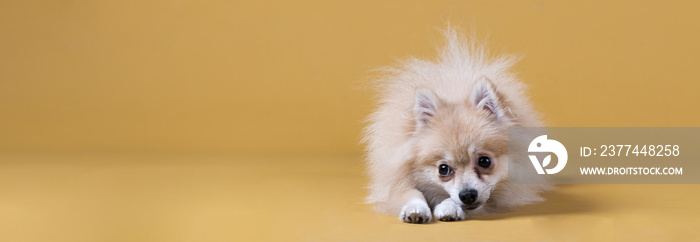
463,202,482,210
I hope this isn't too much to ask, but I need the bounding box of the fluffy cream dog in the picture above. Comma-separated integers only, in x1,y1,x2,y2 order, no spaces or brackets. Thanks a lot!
364,27,551,223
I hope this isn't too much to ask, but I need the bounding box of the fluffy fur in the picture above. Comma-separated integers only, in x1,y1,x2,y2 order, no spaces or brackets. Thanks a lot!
363,27,552,223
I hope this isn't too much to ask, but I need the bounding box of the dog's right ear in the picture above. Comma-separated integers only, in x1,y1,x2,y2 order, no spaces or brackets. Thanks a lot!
414,88,439,128
472,77,507,120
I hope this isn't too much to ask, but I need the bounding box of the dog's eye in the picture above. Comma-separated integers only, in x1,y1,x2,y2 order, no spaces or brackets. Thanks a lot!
438,164,451,177
478,156,492,168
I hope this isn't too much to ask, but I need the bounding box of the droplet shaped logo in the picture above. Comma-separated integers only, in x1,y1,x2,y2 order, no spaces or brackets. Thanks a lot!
528,135,568,174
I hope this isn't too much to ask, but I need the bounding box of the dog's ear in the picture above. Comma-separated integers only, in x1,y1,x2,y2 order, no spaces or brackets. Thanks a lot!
414,88,439,127
472,77,507,120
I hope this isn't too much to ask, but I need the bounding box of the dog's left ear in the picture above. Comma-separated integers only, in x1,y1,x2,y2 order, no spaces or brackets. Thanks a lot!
472,77,507,120
414,88,440,128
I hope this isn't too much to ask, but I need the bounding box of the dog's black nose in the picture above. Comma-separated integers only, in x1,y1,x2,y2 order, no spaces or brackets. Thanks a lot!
459,188,478,205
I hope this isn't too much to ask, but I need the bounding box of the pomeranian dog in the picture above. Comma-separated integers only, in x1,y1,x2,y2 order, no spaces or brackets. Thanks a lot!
363,27,551,223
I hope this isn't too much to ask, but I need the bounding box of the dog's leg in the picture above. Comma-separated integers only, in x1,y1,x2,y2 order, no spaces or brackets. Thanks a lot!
396,188,432,224
433,198,467,221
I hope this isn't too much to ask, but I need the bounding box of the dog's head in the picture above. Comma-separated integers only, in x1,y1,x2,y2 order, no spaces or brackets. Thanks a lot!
410,77,512,211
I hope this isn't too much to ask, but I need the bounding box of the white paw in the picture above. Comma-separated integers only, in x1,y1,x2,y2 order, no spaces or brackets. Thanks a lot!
433,199,467,222
399,198,432,224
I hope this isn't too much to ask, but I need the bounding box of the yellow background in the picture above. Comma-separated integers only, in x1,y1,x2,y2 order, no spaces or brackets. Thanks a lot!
1,0,699,241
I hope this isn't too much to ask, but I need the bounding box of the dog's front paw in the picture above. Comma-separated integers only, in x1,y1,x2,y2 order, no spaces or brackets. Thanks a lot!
433,199,467,222
399,198,432,224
